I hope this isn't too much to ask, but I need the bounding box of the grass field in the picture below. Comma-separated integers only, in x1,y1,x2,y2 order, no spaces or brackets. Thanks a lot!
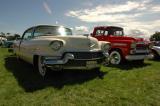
0,47,160,106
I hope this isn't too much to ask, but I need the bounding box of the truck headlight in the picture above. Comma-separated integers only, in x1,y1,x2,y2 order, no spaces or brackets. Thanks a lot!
49,41,63,51
130,42,136,49
102,43,111,51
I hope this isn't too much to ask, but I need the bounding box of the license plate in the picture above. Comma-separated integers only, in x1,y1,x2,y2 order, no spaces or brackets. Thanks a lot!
86,61,97,68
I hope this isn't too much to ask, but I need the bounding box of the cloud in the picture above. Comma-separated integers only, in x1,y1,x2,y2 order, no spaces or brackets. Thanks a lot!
43,1,52,15
73,13,141,23
75,26,89,32
66,0,150,23
66,0,160,38
151,6,160,12
119,20,160,39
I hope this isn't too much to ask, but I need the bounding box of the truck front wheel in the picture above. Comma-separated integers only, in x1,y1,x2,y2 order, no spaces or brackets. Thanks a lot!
109,50,123,65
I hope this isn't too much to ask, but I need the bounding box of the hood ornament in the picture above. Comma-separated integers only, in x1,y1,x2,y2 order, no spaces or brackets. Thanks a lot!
89,41,95,48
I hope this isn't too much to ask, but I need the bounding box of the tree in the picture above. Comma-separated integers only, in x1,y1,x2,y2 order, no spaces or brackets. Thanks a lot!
14,34,21,39
6,33,10,35
150,32,160,41
0,32,6,38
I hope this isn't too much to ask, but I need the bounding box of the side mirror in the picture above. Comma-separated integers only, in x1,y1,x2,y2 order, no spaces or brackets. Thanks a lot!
90,33,93,36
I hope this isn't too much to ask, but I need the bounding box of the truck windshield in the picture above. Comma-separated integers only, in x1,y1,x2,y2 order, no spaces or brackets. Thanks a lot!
34,26,72,37
108,28,124,36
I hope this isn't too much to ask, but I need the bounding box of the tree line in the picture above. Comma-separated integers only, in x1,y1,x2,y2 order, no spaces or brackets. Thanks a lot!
150,32,160,41
0,32,20,40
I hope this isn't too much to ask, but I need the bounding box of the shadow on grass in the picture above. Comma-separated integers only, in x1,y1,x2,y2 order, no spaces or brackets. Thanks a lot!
4,56,107,92
107,61,151,70
149,58,160,62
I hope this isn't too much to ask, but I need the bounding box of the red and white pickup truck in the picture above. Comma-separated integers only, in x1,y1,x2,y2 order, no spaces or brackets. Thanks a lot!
91,26,151,65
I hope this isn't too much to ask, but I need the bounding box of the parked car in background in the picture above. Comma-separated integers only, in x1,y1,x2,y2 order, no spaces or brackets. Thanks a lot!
0,37,7,46
91,26,151,65
3,40,14,48
151,41,160,59
13,25,110,76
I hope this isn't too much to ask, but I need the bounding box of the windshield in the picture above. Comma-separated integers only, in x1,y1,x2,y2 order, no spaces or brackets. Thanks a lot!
109,28,124,36
34,26,72,37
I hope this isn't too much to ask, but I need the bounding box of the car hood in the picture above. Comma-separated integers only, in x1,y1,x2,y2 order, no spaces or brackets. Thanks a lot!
34,35,102,52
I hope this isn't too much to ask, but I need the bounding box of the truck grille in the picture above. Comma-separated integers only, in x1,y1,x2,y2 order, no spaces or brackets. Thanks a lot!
63,52,104,60
136,44,148,50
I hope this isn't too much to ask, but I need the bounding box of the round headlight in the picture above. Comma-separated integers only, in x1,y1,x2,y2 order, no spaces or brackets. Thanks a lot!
50,41,63,51
130,42,136,49
102,43,111,51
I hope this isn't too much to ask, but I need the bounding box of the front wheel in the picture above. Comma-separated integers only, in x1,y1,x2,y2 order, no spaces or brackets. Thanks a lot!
37,56,47,77
109,50,123,65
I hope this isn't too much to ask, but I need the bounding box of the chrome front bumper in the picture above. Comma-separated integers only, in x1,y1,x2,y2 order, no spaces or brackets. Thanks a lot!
42,52,109,70
125,54,149,60
126,49,151,60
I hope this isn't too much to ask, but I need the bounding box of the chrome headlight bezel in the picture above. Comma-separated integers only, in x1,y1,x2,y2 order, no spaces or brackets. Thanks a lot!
49,41,63,51
101,43,111,51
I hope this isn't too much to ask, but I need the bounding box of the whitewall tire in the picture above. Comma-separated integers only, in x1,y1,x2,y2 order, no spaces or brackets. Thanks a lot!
38,56,47,77
110,51,122,65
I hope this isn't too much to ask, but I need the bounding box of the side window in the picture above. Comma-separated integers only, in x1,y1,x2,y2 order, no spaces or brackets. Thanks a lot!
113,31,123,36
104,30,108,36
95,30,104,36
23,28,33,40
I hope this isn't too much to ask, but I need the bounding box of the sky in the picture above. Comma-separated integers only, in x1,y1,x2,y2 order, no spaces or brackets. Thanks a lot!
0,0,160,39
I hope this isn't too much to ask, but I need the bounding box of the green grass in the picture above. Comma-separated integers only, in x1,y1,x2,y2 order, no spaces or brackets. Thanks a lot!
0,47,160,106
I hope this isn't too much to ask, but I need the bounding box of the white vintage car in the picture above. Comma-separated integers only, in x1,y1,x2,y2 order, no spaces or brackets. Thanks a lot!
13,25,110,76
151,42,160,59
0,37,7,46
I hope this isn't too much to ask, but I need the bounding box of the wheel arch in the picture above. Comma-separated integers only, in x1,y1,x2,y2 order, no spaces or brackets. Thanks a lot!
109,48,123,55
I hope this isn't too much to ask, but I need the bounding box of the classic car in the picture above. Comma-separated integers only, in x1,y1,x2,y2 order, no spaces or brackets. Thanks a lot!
91,26,151,65
13,25,110,76
151,41,160,59
3,40,14,48
0,37,7,46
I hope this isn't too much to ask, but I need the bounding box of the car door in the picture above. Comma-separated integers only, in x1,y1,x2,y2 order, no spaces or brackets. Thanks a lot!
19,27,34,63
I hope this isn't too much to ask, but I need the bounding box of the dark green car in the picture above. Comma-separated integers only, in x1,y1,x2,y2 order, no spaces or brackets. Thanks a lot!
3,40,14,48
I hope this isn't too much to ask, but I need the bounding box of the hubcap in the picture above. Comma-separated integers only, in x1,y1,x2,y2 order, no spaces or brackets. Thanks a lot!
110,51,121,65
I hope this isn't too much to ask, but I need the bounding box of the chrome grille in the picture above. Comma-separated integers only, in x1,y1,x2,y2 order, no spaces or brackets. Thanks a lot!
136,44,148,50
63,52,104,60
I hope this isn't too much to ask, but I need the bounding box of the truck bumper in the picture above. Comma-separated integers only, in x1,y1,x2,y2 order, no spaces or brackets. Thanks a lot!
43,52,109,70
125,54,152,60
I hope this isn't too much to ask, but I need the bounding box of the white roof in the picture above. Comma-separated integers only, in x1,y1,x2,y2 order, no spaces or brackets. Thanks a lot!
0,37,7,41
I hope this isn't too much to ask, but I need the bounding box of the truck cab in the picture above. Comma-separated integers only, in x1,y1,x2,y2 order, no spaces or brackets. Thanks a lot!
91,26,150,65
